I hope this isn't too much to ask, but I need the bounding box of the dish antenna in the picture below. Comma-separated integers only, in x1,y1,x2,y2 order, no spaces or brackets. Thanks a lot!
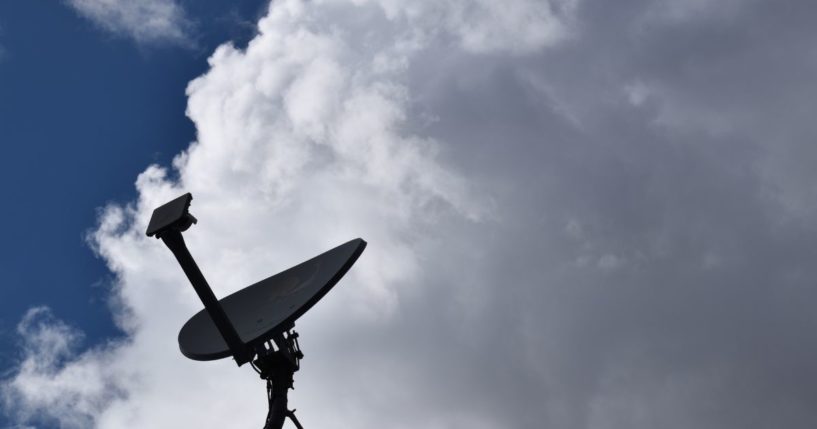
147,193,366,428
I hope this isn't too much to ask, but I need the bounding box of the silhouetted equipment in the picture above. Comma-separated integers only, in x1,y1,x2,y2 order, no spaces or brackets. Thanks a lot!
147,193,366,429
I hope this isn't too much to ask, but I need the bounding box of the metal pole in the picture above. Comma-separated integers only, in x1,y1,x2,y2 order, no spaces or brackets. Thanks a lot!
257,332,303,429
159,229,252,365
264,383,289,429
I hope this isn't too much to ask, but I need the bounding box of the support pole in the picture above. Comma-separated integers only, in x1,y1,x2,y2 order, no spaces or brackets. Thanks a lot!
264,379,290,429
256,331,304,429
159,229,252,365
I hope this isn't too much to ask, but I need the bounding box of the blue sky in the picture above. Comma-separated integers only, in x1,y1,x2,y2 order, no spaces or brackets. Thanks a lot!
0,0,262,395
3,1,817,428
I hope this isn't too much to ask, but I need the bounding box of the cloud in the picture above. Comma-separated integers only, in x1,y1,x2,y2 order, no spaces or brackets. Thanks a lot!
5,0,817,428
64,0,192,46
446,0,577,53
3,0,492,426
0,307,126,428
357,0,577,53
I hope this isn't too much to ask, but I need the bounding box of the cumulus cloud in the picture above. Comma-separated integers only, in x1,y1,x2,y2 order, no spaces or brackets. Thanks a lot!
5,0,817,428
1,308,126,428
65,0,192,46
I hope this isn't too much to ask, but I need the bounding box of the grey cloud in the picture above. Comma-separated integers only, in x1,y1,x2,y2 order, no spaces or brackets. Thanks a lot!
397,1,817,427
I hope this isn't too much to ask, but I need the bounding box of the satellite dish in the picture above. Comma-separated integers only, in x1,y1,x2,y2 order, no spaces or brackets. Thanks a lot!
178,238,366,361
147,193,366,429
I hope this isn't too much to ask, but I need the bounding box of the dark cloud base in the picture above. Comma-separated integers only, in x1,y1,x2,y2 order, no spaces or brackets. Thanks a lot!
398,1,817,427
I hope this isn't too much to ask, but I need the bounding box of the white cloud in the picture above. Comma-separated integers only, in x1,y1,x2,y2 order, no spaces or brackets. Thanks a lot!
65,0,192,46
1,308,125,428
3,0,493,426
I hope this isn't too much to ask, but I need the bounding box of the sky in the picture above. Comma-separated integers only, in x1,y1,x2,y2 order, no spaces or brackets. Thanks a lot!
2,0,817,428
